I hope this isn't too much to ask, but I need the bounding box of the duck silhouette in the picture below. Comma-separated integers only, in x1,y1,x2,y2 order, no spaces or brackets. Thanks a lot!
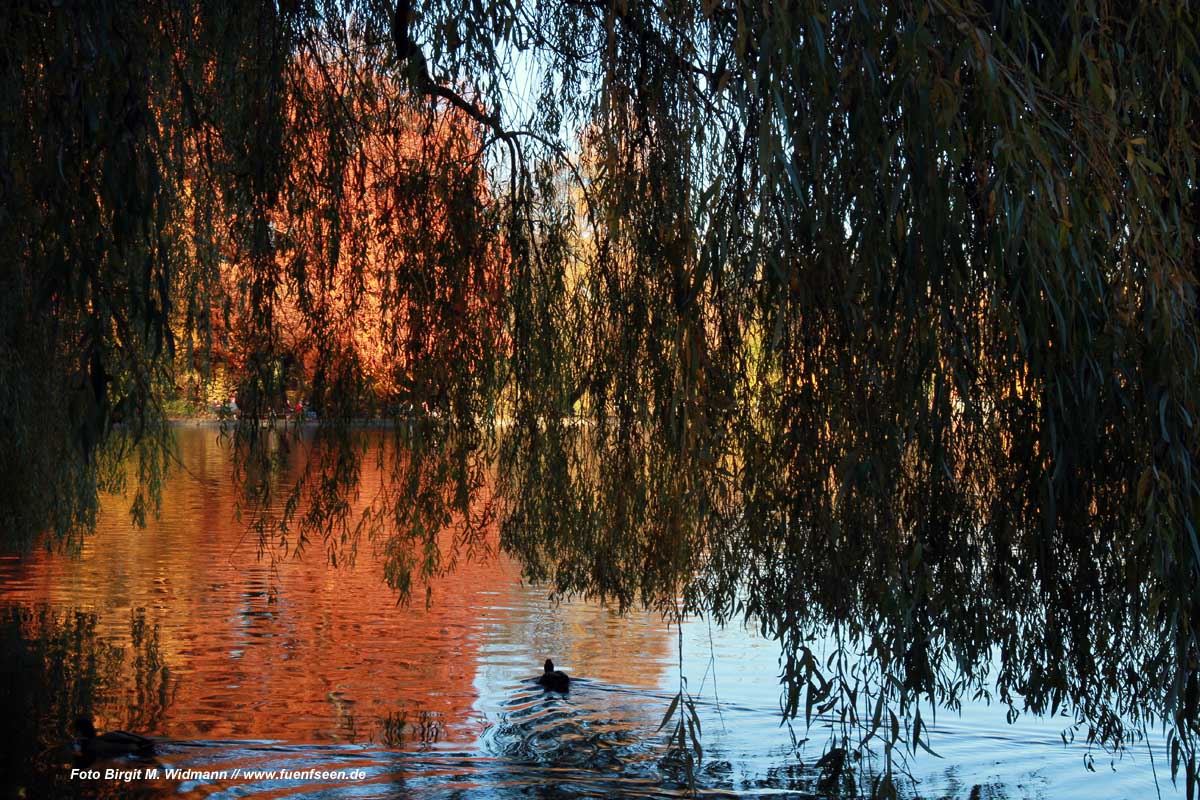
536,659,570,692
73,717,155,759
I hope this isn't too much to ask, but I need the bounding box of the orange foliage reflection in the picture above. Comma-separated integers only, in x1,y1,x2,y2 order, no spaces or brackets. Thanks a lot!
2,429,672,747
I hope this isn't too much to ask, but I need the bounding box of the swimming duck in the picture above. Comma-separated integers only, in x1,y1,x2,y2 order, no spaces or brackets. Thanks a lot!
73,717,155,758
536,659,570,692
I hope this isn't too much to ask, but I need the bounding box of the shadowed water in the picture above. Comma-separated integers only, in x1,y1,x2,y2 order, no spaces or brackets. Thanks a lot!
0,427,1183,798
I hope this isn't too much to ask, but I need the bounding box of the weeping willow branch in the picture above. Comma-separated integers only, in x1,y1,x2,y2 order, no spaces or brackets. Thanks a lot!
3,1,1199,796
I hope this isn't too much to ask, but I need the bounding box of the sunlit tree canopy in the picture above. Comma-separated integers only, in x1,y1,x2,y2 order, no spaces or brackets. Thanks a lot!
2,0,1198,794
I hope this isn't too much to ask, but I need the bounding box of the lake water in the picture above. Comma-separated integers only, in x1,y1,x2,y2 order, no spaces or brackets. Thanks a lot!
0,426,1182,798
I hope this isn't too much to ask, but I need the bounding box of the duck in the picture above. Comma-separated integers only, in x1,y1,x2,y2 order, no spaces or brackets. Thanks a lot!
73,717,155,758
536,659,570,692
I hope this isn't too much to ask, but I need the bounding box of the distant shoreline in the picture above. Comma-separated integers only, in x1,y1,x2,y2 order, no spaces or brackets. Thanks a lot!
164,415,599,428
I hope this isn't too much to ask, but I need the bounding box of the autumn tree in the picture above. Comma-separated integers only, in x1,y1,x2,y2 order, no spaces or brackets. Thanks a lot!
2,1,1198,795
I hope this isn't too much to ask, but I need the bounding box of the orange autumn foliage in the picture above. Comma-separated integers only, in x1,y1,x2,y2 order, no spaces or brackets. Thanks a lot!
194,55,507,414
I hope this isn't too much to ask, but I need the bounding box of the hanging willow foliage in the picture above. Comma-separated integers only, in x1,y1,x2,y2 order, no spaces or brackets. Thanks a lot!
2,0,1198,794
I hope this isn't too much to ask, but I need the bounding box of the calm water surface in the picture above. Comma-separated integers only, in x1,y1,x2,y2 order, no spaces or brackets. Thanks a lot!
0,427,1182,798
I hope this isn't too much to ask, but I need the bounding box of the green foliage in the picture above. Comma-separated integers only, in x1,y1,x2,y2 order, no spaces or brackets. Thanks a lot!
1,0,1198,795
0,0,181,550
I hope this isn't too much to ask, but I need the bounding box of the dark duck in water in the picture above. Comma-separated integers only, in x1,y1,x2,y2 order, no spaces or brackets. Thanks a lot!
536,659,570,692
73,717,155,759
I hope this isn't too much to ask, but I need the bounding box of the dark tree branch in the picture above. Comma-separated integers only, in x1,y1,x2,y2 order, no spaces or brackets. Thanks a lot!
391,1,503,134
